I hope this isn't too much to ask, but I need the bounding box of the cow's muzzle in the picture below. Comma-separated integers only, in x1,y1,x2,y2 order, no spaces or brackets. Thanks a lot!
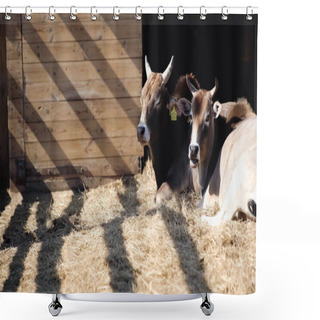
189,144,199,168
137,124,149,144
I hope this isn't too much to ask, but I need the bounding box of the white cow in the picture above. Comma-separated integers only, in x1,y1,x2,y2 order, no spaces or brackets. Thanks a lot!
200,98,257,226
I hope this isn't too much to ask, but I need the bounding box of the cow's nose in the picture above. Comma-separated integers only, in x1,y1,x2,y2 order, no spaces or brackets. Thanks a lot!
189,145,199,157
137,126,145,137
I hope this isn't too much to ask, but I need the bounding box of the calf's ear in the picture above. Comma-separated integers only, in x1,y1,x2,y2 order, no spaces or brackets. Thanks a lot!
213,101,222,119
168,97,182,116
177,98,192,116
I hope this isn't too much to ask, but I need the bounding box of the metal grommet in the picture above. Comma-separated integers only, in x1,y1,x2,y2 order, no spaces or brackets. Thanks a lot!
135,6,142,20
200,6,207,20
70,6,77,21
5,6,12,21
221,6,228,20
25,6,32,21
49,6,56,21
113,6,120,21
158,6,164,20
91,6,97,21
246,6,253,21
177,6,184,20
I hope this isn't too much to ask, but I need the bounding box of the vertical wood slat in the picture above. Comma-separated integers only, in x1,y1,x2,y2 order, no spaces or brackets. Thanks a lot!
5,15,25,190
0,23,9,192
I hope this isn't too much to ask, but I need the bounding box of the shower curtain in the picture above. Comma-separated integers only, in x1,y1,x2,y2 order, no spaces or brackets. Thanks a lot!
0,12,257,295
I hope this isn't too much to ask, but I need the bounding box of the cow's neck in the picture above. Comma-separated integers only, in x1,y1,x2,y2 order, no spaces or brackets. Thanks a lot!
149,137,169,189
199,119,216,193
149,95,174,189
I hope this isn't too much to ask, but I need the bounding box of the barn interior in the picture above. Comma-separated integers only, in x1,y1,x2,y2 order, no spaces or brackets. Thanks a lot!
0,14,256,294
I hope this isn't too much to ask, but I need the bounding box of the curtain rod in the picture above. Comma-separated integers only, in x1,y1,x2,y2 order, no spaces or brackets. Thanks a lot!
0,6,258,16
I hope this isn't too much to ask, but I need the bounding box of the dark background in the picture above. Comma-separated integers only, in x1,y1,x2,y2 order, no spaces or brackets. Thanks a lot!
142,14,257,184
142,14,257,112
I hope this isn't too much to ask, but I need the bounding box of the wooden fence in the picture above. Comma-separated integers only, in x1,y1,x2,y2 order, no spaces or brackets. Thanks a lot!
4,14,143,191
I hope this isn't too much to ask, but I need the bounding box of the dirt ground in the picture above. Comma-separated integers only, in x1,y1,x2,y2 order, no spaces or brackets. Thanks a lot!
0,162,255,294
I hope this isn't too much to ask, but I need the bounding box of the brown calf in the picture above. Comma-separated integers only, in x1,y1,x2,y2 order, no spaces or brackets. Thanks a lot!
177,78,219,193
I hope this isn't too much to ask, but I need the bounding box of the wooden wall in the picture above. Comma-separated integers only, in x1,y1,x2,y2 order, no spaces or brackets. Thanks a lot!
0,22,9,192
5,14,142,191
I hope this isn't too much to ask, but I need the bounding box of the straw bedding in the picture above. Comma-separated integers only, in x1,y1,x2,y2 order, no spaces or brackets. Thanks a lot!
0,162,255,294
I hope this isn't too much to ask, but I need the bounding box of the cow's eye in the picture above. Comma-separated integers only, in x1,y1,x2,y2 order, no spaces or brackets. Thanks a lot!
188,115,192,123
205,113,210,122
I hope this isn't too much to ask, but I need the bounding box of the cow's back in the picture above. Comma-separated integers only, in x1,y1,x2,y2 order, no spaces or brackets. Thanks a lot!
218,117,256,210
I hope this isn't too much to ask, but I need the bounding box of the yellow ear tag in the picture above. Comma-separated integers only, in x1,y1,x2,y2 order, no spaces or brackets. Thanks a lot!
170,106,177,121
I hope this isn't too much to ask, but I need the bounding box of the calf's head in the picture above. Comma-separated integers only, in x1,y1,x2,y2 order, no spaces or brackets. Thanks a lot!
137,56,174,145
177,78,220,168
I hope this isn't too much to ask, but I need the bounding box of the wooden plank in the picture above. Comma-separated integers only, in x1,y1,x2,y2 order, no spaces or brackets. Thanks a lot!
25,77,141,102
7,77,23,99
25,117,140,142
22,19,141,43
9,157,26,189
8,117,24,139
3,15,21,41
23,58,141,83
9,158,25,177
23,38,142,63
25,176,119,192
9,159,17,181
0,23,9,191
26,156,138,178
6,26,21,42
6,40,22,60
22,13,136,24
25,98,140,122
7,99,23,119
25,136,142,162
9,137,25,159
7,59,22,80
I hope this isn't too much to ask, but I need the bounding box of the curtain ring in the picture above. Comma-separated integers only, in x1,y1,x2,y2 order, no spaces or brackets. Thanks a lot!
70,6,77,21
113,6,120,21
158,6,164,20
5,6,12,21
49,6,56,21
221,6,228,20
91,6,97,21
246,6,253,21
177,6,184,20
25,6,32,21
200,6,207,20
135,6,142,20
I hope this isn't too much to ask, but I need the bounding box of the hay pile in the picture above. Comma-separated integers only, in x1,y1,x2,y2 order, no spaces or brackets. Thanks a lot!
0,161,255,294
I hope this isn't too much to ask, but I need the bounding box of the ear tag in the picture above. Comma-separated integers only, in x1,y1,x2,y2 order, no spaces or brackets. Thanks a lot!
170,106,177,121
